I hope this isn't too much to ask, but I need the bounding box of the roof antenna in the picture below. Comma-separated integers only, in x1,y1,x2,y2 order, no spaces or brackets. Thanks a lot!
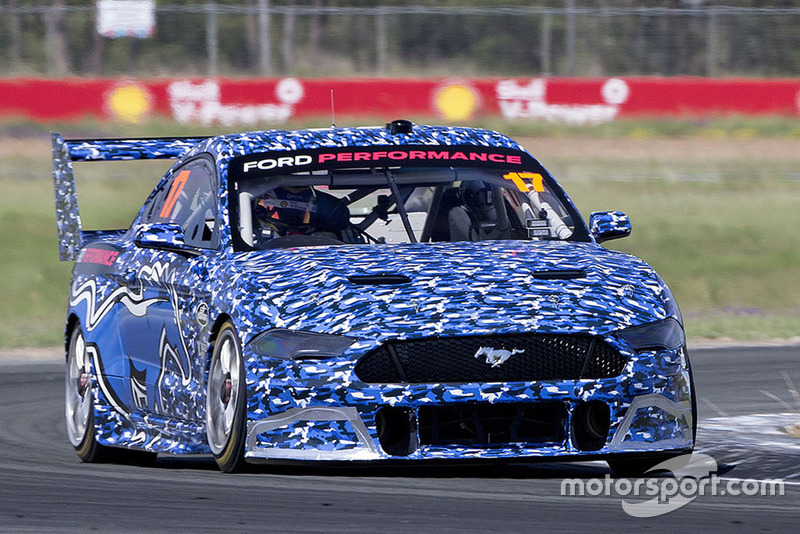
330,90,336,128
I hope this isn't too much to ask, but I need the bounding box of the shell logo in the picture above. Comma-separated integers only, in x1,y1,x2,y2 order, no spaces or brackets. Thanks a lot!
433,82,480,121
105,82,153,123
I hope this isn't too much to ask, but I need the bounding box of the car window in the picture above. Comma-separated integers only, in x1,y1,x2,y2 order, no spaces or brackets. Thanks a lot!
232,165,585,250
143,156,219,249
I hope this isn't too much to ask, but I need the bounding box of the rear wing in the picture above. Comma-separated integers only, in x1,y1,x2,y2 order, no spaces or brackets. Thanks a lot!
52,133,208,261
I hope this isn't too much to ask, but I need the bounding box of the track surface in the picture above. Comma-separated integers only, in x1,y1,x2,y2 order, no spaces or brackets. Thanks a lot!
1,346,799,532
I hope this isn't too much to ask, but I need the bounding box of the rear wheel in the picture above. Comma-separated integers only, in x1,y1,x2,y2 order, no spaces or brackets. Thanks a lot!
66,326,106,462
65,326,156,465
206,322,248,473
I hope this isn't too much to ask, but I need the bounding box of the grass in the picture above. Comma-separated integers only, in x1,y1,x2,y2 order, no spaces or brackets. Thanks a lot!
2,115,800,347
481,115,800,140
6,114,800,140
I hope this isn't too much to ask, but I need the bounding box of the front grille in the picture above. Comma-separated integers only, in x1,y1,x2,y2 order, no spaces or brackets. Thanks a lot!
354,334,625,384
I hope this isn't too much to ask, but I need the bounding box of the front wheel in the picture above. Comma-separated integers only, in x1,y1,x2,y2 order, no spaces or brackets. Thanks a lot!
206,322,248,472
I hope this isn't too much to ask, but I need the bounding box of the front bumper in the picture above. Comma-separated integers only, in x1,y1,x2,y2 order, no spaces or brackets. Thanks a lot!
242,345,694,461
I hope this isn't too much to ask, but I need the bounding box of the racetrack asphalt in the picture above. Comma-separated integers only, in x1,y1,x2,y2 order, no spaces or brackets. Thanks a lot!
1,346,798,533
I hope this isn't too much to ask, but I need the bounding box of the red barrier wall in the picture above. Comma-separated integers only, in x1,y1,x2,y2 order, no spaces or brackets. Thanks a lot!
1,77,799,125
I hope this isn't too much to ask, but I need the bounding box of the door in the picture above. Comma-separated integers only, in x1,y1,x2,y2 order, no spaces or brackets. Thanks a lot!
117,155,219,420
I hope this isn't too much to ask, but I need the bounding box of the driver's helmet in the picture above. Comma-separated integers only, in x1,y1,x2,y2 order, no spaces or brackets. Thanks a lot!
254,187,318,236
460,181,494,221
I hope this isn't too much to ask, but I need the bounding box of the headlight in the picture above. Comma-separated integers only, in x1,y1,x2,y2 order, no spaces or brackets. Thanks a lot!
617,317,685,352
248,329,358,360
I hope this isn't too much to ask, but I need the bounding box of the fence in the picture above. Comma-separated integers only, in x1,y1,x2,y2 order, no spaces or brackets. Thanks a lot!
2,3,800,78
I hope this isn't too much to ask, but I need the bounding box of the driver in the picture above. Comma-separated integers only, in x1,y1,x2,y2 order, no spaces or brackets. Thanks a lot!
253,186,350,238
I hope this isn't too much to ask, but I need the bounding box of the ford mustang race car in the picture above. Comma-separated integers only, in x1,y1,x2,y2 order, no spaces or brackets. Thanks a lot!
54,120,695,474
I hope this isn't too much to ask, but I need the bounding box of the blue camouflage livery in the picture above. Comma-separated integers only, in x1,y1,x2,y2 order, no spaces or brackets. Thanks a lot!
56,122,694,472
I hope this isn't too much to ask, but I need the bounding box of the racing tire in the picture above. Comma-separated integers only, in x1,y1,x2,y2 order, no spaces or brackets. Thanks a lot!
206,322,248,473
66,326,157,465
66,326,107,462
686,349,698,447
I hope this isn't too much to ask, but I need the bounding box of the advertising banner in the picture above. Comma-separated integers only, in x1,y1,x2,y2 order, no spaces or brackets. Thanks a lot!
96,0,156,39
1,77,799,124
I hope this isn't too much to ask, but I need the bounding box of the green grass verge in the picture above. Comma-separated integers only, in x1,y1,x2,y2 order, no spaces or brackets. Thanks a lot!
6,114,800,141
479,115,800,140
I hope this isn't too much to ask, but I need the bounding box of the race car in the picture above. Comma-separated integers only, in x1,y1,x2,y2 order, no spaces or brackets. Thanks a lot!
54,120,695,474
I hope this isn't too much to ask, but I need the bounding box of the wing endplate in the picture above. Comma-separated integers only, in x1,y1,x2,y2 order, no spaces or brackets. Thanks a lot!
52,133,82,261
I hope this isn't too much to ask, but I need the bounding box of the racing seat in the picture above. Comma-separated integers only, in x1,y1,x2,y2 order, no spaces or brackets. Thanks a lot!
430,188,467,242
431,186,512,242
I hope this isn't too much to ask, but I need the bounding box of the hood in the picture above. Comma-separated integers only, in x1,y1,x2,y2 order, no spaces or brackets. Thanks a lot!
227,241,675,342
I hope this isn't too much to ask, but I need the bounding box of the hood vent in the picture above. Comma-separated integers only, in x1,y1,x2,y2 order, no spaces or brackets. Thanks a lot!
532,269,586,280
348,274,412,286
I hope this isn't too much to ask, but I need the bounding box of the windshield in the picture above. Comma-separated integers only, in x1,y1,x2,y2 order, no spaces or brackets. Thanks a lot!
229,151,588,250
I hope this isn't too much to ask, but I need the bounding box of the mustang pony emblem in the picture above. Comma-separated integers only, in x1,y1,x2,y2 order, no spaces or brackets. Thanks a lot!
473,346,525,368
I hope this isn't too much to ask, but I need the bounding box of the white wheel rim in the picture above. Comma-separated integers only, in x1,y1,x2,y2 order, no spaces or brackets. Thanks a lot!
206,332,241,455
65,331,92,447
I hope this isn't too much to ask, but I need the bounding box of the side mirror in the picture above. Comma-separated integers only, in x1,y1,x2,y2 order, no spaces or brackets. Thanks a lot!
134,223,200,257
589,211,632,243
